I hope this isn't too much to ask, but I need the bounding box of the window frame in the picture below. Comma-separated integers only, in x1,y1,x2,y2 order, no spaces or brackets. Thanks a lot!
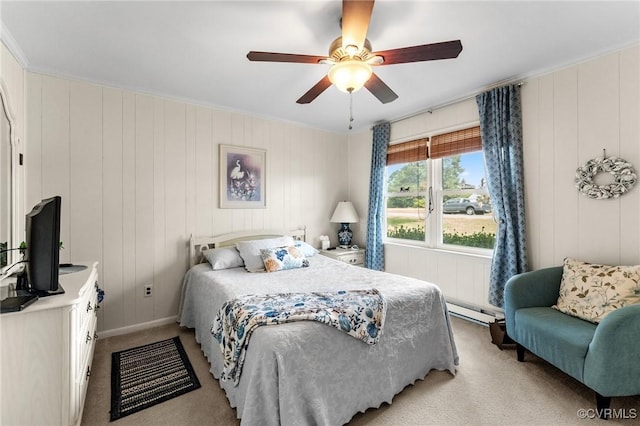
431,155,495,256
385,158,429,245
384,124,495,256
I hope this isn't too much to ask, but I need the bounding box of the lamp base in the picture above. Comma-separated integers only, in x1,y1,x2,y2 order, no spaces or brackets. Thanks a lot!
337,223,353,248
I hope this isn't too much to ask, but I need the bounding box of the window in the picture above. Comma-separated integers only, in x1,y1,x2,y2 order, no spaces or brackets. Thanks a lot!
385,139,428,241
439,151,496,249
385,126,496,252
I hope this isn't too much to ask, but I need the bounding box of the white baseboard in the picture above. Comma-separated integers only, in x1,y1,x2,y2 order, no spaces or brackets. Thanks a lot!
98,316,178,339
447,302,497,325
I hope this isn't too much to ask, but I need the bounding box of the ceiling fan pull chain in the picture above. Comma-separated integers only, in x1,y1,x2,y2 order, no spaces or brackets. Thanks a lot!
348,88,354,130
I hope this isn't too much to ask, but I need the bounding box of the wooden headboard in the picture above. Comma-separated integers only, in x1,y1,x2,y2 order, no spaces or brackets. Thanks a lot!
189,228,307,267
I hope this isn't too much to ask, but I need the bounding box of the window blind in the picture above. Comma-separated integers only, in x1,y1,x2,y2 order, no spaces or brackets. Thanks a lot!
430,126,482,159
386,138,428,165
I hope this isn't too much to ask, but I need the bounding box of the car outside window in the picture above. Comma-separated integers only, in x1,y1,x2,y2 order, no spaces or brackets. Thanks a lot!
385,151,496,252
440,151,495,250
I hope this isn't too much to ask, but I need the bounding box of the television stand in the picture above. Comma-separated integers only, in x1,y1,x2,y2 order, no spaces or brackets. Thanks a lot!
1,261,99,426
14,271,65,297
30,283,65,297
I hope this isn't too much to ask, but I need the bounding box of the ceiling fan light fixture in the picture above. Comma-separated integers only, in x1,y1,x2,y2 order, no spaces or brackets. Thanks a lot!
327,59,372,93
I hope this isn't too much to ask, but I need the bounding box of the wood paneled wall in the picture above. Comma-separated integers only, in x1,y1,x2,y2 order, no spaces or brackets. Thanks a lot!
523,46,639,268
15,44,640,327
348,45,640,312
25,73,347,333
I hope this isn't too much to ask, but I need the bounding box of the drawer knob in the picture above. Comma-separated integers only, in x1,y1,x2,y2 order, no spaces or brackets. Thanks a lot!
86,332,92,343
94,332,99,340
86,302,93,312
86,366,91,379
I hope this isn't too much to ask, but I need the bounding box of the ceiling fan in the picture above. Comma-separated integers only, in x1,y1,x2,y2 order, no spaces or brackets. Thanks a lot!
247,0,463,105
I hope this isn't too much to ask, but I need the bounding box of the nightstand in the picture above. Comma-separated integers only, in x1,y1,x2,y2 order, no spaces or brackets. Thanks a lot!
320,247,365,266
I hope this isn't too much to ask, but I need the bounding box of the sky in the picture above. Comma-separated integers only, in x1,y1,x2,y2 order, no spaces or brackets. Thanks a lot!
458,152,486,187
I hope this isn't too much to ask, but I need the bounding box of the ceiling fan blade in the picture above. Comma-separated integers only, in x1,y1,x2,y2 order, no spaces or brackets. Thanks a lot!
297,76,332,104
341,0,374,50
373,40,463,65
247,51,326,64
365,73,398,104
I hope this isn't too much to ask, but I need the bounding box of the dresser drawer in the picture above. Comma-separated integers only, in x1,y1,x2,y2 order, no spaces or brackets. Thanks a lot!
72,270,99,426
338,252,364,265
320,248,365,266
79,301,97,375
75,275,99,378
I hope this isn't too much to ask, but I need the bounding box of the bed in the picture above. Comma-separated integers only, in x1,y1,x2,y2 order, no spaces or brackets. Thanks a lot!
178,229,458,425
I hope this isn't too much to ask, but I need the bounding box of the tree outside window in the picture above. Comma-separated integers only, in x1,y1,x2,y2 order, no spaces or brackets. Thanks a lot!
385,150,496,251
441,152,496,249
386,161,427,241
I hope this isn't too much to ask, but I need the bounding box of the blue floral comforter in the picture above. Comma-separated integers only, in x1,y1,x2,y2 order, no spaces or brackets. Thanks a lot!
211,289,386,385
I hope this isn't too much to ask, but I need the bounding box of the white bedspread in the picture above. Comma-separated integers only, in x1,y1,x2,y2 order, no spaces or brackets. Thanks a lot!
178,254,458,426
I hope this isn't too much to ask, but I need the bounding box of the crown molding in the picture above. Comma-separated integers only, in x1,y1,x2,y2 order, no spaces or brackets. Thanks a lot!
1,22,29,68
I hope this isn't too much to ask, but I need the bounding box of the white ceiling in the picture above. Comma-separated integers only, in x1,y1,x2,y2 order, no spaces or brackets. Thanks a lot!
1,1,639,134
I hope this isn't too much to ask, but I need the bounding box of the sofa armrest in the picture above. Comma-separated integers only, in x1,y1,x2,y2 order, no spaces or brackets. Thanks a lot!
504,266,563,335
584,304,640,396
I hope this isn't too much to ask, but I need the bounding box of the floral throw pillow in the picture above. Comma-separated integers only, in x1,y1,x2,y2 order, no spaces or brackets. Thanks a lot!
260,246,309,273
553,258,640,323
236,236,295,273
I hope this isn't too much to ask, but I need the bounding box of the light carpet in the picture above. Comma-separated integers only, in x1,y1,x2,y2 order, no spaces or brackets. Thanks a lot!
82,316,639,425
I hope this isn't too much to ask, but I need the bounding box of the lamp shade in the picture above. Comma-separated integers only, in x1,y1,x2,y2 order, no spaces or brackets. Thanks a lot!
330,201,359,224
327,60,372,93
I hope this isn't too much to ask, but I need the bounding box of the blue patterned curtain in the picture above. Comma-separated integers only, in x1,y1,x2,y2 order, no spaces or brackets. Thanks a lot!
476,85,528,307
365,122,390,270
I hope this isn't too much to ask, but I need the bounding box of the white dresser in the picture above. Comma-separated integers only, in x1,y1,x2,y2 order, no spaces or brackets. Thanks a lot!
0,262,100,426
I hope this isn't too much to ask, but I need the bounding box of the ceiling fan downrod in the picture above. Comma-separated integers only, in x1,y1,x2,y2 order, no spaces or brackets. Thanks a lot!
348,88,355,130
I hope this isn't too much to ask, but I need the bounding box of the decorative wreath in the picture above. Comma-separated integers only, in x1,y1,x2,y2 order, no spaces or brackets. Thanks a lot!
575,156,637,199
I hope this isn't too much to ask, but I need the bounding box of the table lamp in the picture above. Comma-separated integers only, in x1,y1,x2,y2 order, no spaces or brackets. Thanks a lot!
330,201,359,248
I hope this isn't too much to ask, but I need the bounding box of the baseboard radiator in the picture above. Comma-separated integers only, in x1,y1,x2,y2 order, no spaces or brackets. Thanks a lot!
446,300,502,325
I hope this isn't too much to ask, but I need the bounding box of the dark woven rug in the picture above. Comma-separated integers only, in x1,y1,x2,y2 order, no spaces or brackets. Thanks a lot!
110,336,201,421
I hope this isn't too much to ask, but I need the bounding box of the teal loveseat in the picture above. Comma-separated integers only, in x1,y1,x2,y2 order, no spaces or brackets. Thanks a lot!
504,266,640,417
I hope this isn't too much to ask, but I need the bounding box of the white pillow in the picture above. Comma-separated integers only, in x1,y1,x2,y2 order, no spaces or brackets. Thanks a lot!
236,236,295,272
294,241,318,257
202,246,244,270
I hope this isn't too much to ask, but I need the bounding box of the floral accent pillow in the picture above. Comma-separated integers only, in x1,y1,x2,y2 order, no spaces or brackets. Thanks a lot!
553,258,640,323
260,246,309,273
236,236,295,273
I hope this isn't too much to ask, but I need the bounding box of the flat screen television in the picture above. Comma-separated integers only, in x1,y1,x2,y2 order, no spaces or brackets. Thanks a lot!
23,195,63,296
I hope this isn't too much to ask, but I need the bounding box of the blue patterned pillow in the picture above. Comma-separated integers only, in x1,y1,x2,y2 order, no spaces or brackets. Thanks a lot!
260,246,309,273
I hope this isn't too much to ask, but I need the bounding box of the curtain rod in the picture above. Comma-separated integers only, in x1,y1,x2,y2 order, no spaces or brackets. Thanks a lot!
381,80,526,128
